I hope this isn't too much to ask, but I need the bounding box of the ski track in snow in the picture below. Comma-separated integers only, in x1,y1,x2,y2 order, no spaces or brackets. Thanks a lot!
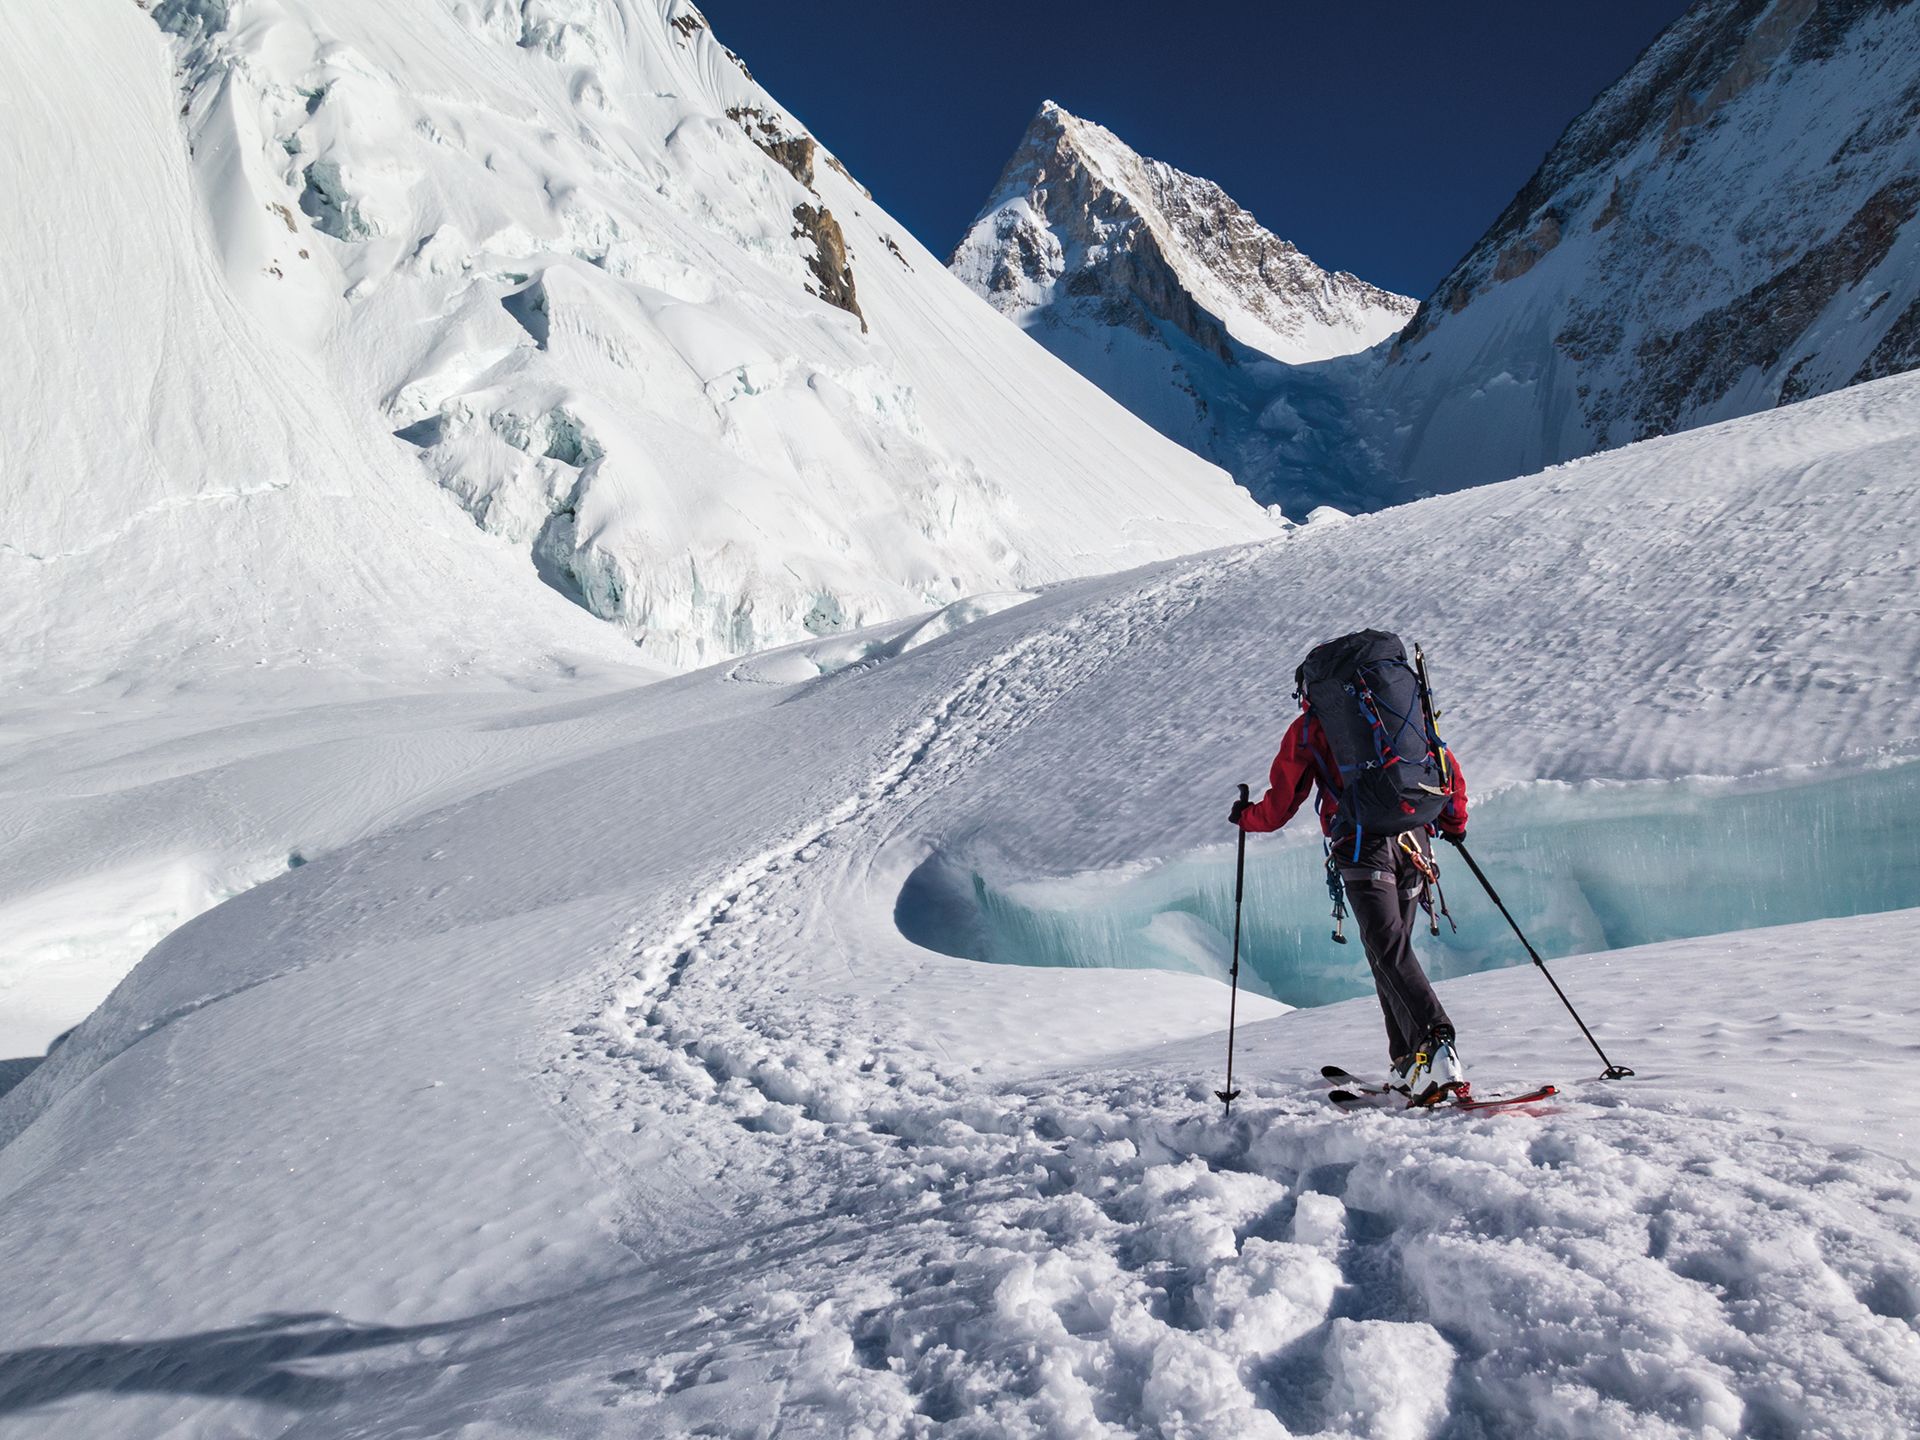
560,549,1260,1217
552,547,1920,1440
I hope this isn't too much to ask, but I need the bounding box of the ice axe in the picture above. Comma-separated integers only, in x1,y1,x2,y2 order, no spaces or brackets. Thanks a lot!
1216,782,1251,1115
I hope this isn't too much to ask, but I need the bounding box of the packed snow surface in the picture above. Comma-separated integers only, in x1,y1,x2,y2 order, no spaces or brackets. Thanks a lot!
3,372,1919,1437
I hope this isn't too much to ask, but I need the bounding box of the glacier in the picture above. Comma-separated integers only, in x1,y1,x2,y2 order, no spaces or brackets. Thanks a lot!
4,2,1920,1436
113,0,1271,675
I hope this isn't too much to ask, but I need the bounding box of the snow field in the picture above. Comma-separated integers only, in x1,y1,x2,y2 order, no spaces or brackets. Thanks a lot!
2,375,1920,1435
546,379,1920,1435
0,673,674,1061
546,519,1920,1432
4,8,1919,1440
552,918,1920,1439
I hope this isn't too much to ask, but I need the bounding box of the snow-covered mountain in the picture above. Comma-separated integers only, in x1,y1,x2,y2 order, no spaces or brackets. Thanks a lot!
5,370,1920,1436
3,2,1269,687
0,0,648,699
950,102,1414,511
1314,0,1920,500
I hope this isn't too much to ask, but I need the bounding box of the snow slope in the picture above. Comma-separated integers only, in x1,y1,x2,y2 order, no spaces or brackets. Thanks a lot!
951,102,1413,513
0,0,645,696
134,0,1269,671
3,372,1918,1436
0,0,1267,1049
1274,0,1920,506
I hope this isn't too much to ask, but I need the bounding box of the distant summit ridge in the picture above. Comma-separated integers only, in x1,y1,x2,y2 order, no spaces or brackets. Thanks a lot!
955,101,1412,364
960,1,1920,521
950,101,1413,511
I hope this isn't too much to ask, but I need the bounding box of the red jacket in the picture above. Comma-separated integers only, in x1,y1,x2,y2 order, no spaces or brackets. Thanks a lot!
1239,711,1468,839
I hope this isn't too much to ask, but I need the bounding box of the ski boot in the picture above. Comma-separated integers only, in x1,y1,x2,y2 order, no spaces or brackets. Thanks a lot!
1386,1054,1414,1096
1405,1026,1469,1106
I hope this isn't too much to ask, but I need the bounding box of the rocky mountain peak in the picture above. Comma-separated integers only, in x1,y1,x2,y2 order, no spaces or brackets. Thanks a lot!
954,101,1413,367
948,101,1412,513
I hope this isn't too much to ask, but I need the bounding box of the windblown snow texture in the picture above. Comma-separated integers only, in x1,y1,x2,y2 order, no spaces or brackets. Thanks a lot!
116,0,1268,674
950,102,1414,514
4,370,1920,1437
5,0,1920,1435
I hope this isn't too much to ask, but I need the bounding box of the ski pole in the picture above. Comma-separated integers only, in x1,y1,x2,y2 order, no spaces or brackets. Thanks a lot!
1452,841,1635,1079
1216,783,1251,1115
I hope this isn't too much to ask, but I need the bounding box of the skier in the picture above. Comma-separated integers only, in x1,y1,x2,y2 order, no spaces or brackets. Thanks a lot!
1230,630,1470,1104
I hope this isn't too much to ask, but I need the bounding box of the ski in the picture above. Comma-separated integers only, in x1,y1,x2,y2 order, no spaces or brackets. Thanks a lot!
1451,1083,1559,1112
1328,1087,1400,1108
1321,1064,1390,1093
1327,1082,1559,1113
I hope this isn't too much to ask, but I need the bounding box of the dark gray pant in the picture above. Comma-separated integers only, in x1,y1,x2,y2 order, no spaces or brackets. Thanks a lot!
1338,832,1452,1062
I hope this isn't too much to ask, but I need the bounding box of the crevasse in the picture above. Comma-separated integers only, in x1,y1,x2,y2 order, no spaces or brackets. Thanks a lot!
897,763,1920,1009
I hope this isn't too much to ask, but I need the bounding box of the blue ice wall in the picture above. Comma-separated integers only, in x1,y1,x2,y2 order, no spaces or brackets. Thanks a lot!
895,764,1920,1008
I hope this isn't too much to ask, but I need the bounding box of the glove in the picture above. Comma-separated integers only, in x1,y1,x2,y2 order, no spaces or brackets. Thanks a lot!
1229,798,1251,827
1437,828,1465,847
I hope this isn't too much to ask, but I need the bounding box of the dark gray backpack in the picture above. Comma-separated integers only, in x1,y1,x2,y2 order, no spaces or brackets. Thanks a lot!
1296,629,1448,846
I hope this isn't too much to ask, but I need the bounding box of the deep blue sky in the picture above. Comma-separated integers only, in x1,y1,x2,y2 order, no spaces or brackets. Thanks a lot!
697,1,1693,299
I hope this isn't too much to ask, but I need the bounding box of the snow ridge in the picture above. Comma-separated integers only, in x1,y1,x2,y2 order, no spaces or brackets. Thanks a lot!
6,374,1920,1436
565,544,1269,1247
954,102,1412,365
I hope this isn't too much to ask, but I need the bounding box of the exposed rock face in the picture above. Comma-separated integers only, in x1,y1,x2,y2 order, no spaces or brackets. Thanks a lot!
953,102,1412,364
1492,215,1563,283
1633,174,1920,423
1359,0,1920,499
727,105,816,187
723,105,864,329
1853,291,1920,384
949,102,1413,512
792,202,864,329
